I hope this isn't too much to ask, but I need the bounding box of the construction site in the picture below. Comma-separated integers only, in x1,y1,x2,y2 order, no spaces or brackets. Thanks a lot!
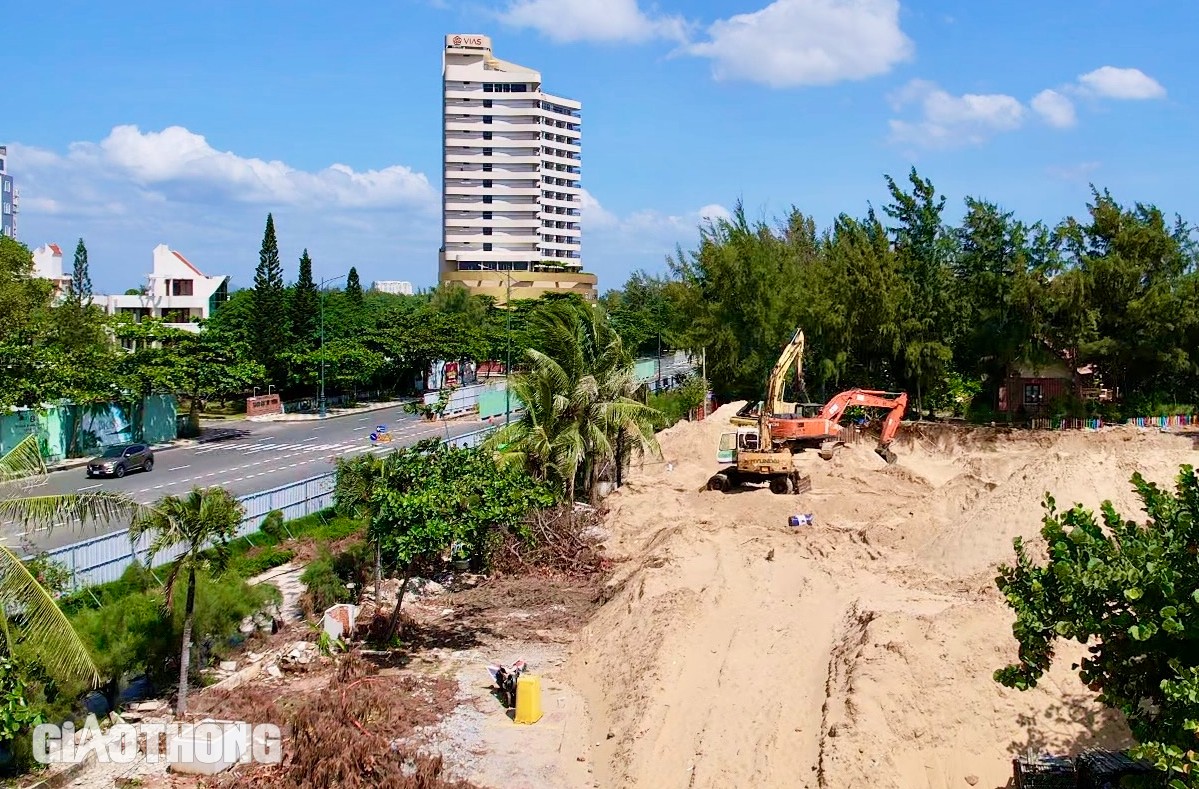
44,401,1198,789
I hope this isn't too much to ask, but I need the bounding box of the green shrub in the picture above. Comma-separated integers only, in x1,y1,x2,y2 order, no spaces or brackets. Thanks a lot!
260,510,287,540
300,548,350,614
229,546,296,578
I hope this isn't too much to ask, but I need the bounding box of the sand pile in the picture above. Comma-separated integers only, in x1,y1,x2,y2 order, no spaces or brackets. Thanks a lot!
566,404,1196,789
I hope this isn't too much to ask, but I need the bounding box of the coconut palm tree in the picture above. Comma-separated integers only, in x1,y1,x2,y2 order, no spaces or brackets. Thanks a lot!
489,302,661,500
0,435,144,687
131,486,242,715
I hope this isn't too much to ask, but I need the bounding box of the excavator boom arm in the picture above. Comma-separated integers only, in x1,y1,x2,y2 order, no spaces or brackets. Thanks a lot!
760,328,805,448
819,389,908,449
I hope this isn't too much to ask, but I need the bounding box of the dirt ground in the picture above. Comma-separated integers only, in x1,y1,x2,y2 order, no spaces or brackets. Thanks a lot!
43,408,1197,789
564,406,1197,789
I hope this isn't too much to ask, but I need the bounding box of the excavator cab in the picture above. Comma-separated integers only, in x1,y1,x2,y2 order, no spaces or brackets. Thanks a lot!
716,428,760,464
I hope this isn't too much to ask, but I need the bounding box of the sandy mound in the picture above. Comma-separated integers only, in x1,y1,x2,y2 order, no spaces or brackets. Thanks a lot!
567,406,1196,788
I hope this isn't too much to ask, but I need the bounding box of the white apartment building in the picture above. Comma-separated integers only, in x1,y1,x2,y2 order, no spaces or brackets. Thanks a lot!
438,33,597,302
372,280,414,296
101,244,229,332
31,243,73,299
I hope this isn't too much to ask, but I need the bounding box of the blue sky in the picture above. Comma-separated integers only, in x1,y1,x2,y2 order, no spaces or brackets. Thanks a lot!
5,0,1196,294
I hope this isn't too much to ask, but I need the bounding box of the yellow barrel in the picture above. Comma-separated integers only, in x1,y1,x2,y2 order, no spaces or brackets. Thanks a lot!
514,674,543,724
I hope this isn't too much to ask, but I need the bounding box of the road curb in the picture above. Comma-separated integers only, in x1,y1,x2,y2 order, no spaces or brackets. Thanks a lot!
44,428,248,475
246,399,415,423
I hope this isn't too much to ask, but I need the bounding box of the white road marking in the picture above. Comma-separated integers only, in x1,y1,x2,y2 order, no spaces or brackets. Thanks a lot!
170,465,191,472
77,483,103,491
353,426,368,431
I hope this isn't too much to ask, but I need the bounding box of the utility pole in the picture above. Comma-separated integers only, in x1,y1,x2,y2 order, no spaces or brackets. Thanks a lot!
505,270,512,426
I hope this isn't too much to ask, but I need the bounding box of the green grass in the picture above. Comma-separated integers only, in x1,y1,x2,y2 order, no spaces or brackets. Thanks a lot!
59,508,367,613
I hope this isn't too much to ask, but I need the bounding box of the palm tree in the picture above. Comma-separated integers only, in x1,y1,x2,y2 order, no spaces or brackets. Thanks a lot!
489,302,661,500
0,435,144,686
131,486,242,715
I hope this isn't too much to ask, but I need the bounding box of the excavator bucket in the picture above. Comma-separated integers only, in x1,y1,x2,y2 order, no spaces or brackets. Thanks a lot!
818,440,839,461
875,446,897,465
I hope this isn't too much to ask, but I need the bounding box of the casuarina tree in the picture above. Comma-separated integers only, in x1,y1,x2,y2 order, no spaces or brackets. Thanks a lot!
290,249,320,351
251,214,287,384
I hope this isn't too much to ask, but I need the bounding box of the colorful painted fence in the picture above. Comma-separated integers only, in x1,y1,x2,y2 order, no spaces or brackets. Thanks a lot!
1026,414,1197,431
0,395,178,462
1126,415,1198,429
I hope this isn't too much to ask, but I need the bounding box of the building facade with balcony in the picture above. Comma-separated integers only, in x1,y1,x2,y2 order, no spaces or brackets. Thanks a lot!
31,243,73,298
100,244,229,331
438,33,597,303
0,146,17,240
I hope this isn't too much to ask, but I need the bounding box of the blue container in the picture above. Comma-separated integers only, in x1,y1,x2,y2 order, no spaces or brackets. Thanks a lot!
789,514,814,528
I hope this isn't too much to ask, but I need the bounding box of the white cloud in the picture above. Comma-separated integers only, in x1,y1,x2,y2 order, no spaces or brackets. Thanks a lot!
1030,89,1076,128
888,79,1025,148
9,126,440,294
87,125,435,208
499,0,688,43
1076,66,1166,100
581,191,729,284
684,0,913,88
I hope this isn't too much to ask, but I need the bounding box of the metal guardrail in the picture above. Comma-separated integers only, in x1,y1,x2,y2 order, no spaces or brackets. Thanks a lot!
36,425,499,592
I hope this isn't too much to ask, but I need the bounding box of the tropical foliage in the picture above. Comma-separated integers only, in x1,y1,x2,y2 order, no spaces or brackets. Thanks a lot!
0,436,144,686
487,300,661,501
131,486,243,714
995,465,1199,785
616,172,1199,416
335,444,555,640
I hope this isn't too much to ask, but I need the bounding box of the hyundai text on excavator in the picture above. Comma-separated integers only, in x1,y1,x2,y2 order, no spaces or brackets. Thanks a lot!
706,328,813,495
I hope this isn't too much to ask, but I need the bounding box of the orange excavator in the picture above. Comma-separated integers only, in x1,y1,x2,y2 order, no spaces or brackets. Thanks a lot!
768,389,908,464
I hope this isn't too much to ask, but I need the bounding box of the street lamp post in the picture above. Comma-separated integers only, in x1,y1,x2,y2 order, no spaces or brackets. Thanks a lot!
318,273,348,419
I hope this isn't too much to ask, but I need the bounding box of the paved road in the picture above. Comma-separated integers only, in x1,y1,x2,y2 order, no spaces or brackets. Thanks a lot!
5,406,495,553
8,356,697,554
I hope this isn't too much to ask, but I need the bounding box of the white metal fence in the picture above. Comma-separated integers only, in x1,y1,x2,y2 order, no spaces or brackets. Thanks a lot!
37,426,498,592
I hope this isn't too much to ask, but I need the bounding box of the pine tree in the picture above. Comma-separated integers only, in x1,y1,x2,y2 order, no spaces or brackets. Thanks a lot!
251,214,287,383
346,267,364,306
290,249,320,351
70,238,92,304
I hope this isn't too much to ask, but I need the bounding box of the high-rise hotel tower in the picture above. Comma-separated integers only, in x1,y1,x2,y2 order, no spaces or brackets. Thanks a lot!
438,34,596,302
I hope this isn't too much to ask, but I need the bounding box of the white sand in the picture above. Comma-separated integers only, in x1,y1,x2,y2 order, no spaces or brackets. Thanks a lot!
566,405,1196,789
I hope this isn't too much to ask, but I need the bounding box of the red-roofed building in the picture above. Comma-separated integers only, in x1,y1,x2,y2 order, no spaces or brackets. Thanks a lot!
31,243,73,299
100,244,229,332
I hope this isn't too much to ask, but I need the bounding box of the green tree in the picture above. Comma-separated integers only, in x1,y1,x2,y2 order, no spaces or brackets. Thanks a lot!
346,267,363,307
69,238,92,304
0,435,144,686
131,487,243,715
364,445,555,640
996,465,1199,785
489,301,660,501
290,249,320,352
667,202,810,402
251,213,287,385
883,167,959,415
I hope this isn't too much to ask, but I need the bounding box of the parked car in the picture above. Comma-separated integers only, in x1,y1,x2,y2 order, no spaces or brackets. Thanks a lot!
86,444,154,478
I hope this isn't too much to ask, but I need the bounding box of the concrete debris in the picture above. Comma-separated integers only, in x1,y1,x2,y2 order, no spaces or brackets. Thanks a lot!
219,660,237,672
266,664,283,679
322,603,360,641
